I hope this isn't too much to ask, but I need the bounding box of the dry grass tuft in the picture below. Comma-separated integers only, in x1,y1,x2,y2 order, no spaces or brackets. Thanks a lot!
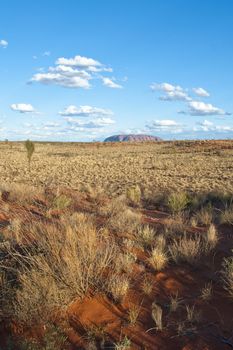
169,233,205,266
136,225,156,249
141,277,153,296
126,185,141,206
195,206,213,226
220,206,233,225
2,218,118,325
206,224,218,249
128,303,141,325
169,293,182,312
105,196,141,234
200,282,213,301
148,248,168,271
108,275,130,302
151,302,163,330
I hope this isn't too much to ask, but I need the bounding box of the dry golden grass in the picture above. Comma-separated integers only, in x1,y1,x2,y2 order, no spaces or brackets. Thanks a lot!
2,216,119,325
0,140,233,195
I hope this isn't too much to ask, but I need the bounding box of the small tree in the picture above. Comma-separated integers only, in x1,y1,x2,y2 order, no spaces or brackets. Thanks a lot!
25,139,35,171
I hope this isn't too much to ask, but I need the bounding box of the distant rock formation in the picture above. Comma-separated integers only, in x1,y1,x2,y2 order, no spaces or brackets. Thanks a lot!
104,134,162,142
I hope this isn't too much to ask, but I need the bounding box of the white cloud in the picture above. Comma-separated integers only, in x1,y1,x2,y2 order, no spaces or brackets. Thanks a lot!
30,71,90,89
0,39,8,48
65,117,115,129
150,120,179,127
194,120,233,132
59,105,113,118
30,54,121,89
56,55,101,68
180,101,230,116
10,103,36,113
102,77,123,89
199,120,213,127
146,119,184,133
150,82,190,101
193,87,210,97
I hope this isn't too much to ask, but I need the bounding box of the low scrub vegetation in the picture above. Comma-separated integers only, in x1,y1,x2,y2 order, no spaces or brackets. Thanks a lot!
0,181,232,349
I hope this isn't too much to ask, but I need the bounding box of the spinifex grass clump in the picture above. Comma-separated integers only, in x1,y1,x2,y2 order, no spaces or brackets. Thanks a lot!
167,191,190,214
24,139,35,171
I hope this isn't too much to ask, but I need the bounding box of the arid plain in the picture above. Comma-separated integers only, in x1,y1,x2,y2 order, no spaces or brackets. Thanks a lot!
0,140,233,194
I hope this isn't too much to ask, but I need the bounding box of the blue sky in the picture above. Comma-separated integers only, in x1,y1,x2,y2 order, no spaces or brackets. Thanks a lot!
0,0,233,141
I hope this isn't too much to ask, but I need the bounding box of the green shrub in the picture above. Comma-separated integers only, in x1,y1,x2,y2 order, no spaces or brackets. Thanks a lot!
52,194,72,210
126,185,141,206
167,192,189,214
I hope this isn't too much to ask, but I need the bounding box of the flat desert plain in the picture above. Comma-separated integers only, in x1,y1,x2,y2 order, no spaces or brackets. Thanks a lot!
0,140,233,194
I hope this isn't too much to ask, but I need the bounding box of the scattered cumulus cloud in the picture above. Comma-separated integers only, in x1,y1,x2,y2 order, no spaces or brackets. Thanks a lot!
150,82,191,101
151,82,230,116
56,55,101,68
194,120,233,132
30,69,91,89
30,54,122,89
65,117,115,129
193,87,210,97
146,119,184,133
59,104,116,133
0,39,8,48
59,105,113,117
10,103,36,113
102,77,123,89
180,101,230,116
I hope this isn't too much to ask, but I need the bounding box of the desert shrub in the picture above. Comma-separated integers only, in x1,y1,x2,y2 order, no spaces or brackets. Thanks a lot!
185,305,201,323
126,185,141,206
116,252,137,274
141,277,153,295
106,197,141,233
108,275,130,302
220,206,233,225
0,183,40,205
7,219,118,325
169,233,205,266
151,302,163,330
136,225,156,249
52,194,72,210
169,293,181,312
167,191,189,214
189,193,205,212
25,139,35,171
154,234,166,250
222,252,233,298
17,324,67,350
114,336,131,350
127,304,141,325
200,282,213,301
195,205,213,226
148,248,168,271
205,224,218,249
